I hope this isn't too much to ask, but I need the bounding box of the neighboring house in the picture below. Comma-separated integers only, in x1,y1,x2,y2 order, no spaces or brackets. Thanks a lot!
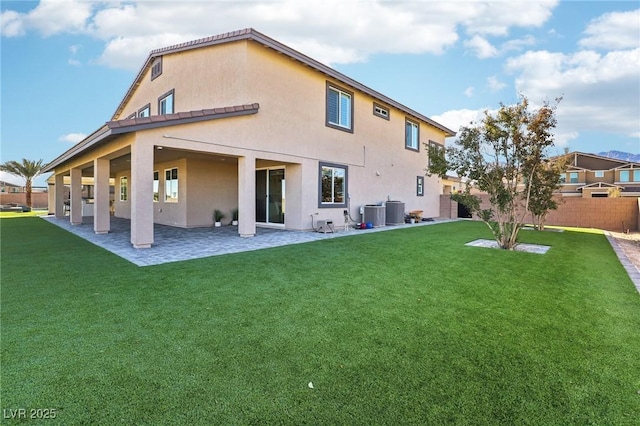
0,181,22,193
43,28,454,248
557,152,640,198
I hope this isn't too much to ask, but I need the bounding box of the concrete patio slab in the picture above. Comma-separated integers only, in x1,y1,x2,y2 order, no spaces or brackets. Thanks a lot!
42,216,454,267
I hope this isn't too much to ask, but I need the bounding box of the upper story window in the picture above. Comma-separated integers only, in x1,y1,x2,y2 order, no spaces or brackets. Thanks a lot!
326,83,353,132
151,57,163,81
594,170,604,178
619,170,640,182
138,104,150,117
373,103,389,120
126,112,136,120
405,119,419,151
568,172,579,183
158,89,174,115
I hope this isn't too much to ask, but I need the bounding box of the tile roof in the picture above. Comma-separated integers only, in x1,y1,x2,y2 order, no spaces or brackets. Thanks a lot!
43,104,259,173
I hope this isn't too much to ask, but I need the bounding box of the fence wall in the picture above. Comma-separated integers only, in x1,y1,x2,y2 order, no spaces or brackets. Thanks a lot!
440,194,640,232
0,192,49,209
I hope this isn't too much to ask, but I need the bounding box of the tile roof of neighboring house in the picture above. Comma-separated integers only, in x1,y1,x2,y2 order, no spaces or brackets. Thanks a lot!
113,28,455,137
558,151,640,169
43,104,259,173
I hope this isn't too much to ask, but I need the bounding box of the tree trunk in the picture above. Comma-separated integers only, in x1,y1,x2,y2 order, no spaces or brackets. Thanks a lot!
25,179,32,208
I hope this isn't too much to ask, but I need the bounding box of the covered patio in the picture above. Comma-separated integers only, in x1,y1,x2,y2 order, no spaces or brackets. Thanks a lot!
43,215,452,266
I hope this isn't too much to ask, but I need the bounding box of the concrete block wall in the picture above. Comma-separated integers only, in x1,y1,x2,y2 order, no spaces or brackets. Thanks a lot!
439,194,639,232
0,192,49,209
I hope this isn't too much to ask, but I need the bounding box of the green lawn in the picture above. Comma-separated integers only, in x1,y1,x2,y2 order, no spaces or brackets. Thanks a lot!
2,218,639,425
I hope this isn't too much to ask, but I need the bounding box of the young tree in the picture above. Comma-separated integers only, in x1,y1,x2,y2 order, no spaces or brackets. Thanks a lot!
0,158,46,208
427,96,561,250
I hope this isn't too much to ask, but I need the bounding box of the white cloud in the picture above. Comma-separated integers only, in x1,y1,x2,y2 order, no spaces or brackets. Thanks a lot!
579,9,640,50
0,172,24,185
1,1,560,69
506,47,640,141
486,76,507,92
431,108,489,134
0,10,25,37
464,35,498,58
464,87,475,97
1,0,92,37
59,133,86,144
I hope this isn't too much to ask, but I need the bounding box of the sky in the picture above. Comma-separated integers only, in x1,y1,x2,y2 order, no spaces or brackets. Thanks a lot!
1,0,639,187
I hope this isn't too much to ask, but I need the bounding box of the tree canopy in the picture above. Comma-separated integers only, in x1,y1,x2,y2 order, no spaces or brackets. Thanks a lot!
427,96,565,250
0,158,46,207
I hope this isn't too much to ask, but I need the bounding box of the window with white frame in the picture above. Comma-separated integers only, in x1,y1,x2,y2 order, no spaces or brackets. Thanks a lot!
620,170,629,182
326,83,353,132
158,89,174,115
153,171,159,201
568,172,579,183
119,176,128,201
165,168,178,202
594,170,604,178
405,119,419,151
319,162,347,207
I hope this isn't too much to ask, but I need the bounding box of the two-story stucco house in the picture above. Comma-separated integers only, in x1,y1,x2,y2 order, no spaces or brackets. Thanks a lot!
43,29,454,248
557,152,640,198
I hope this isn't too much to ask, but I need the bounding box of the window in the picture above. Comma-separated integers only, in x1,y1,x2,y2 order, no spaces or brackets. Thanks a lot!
126,112,136,120
373,103,389,120
620,170,629,182
594,170,604,178
634,170,640,182
153,171,159,201
158,89,174,115
138,104,150,117
405,119,419,151
559,174,566,183
417,176,424,196
319,162,347,207
119,176,128,201
165,168,178,202
569,172,579,183
326,83,353,132
151,57,162,80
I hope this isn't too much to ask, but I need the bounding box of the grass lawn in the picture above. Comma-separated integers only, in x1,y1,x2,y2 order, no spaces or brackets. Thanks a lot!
2,218,639,425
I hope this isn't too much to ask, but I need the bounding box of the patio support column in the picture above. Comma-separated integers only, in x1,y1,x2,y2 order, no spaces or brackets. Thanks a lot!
94,157,110,234
70,168,82,225
238,154,256,237
130,140,154,248
54,174,65,218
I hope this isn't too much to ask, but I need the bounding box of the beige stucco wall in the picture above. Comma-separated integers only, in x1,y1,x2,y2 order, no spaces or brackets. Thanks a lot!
50,37,451,237
186,158,238,227
118,41,250,120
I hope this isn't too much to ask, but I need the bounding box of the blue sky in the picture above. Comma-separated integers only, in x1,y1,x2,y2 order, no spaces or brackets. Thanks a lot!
1,0,639,187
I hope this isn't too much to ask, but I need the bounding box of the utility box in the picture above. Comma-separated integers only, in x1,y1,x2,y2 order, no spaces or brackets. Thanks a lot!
385,201,405,225
316,219,334,233
363,205,386,227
